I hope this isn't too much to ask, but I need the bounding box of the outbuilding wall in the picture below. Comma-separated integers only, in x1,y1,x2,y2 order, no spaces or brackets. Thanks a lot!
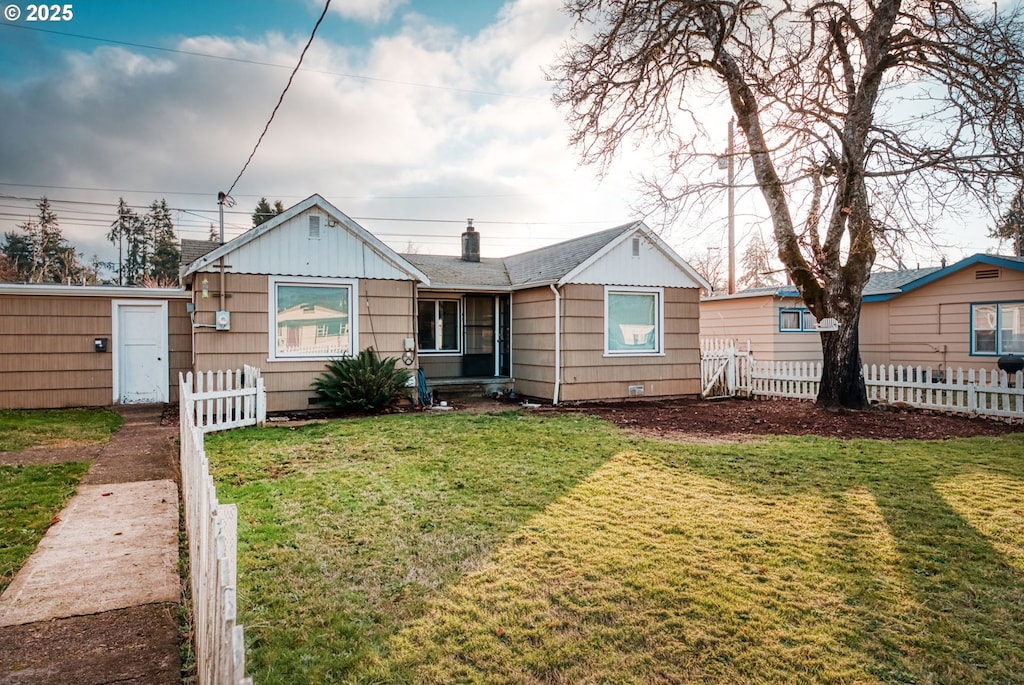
0,287,191,409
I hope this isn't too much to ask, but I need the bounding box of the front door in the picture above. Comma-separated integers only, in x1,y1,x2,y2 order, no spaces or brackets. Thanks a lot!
462,295,495,376
113,301,168,404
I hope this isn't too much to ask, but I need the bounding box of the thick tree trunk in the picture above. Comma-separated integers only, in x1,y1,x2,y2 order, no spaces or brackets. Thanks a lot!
816,307,869,410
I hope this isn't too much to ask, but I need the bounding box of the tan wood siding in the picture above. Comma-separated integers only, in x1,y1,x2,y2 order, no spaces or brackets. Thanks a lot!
511,288,555,400
191,274,416,412
557,284,701,401
881,266,1024,372
0,294,190,409
699,296,780,356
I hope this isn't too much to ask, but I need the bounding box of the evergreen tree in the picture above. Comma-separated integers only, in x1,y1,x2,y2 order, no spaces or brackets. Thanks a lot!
739,233,778,290
145,199,180,285
252,197,285,227
1,231,33,279
7,198,83,283
992,189,1024,257
107,198,147,285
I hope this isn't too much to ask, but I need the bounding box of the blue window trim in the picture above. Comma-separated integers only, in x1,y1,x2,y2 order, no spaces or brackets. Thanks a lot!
969,300,1024,356
779,307,817,333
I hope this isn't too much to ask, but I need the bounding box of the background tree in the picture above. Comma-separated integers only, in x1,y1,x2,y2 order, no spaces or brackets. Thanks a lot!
146,199,181,285
0,232,33,280
0,253,18,281
739,232,779,291
252,197,285,227
108,198,146,285
1,198,89,283
554,1,1024,409
992,188,1024,257
688,247,726,295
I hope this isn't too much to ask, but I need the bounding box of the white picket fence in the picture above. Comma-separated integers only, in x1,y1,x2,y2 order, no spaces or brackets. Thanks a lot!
183,365,266,433
700,338,751,398
179,370,263,685
700,339,1024,421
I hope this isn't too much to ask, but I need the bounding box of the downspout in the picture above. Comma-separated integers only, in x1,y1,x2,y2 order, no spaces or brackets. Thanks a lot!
549,283,561,405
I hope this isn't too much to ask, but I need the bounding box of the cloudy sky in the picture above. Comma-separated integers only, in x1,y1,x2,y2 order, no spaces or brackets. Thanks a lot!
0,0,1005,276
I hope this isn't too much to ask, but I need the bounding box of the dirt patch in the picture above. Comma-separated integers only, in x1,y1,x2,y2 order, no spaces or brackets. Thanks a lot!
0,603,180,685
544,397,1024,441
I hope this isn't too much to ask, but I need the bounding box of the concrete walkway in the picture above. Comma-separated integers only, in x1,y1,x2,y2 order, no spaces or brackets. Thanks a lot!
0,405,182,685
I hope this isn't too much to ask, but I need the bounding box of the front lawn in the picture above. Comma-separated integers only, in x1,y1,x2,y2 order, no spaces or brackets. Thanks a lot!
206,412,1024,684
0,462,89,593
0,408,123,452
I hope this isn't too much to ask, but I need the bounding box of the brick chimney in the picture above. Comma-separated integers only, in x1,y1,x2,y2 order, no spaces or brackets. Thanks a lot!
461,218,480,262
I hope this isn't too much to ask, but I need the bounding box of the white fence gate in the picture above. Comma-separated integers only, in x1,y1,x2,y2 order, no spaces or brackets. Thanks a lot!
183,365,266,433
180,369,264,685
700,338,751,399
700,338,1024,421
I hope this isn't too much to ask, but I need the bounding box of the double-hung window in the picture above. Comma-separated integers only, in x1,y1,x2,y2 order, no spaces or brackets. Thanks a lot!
269,277,357,360
972,302,1024,355
418,299,460,352
779,308,817,332
605,287,663,355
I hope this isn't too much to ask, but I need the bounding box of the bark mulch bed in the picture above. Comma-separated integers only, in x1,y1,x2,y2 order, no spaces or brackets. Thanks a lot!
546,397,1024,441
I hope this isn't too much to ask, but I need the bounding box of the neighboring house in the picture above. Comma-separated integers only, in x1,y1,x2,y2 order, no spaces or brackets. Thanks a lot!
700,254,1024,373
182,194,710,411
0,284,191,409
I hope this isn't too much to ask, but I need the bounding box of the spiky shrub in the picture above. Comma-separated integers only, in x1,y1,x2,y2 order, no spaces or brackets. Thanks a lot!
311,348,412,413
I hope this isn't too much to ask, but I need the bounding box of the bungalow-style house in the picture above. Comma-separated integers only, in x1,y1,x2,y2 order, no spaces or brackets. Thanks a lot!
178,194,710,412
700,253,1024,373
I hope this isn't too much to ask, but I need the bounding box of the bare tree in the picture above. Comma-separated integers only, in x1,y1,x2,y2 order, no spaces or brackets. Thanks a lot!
689,247,726,294
553,0,1024,409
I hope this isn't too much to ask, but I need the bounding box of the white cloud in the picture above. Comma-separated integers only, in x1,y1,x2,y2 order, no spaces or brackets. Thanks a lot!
0,0,994,271
327,0,407,24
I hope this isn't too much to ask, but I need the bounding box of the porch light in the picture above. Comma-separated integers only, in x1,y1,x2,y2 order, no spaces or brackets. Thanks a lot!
201,277,209,299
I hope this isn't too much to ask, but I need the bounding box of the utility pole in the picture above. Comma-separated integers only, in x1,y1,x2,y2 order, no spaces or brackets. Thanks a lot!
724,119,736,294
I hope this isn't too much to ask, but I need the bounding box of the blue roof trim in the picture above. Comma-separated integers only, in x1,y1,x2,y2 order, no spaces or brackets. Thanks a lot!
862,253,1024,302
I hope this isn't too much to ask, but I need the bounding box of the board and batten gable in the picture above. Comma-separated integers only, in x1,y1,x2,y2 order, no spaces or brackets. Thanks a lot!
185,196,426,413
189,204,424,281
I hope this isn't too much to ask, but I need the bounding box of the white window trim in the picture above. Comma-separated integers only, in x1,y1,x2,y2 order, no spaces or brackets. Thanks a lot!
418,297,463,355
603,285,665,357
971,301,1024,356
268,276,359,362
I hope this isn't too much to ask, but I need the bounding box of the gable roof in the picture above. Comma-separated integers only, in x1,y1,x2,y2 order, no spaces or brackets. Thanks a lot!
863,253,1024,301
406,221,711,291
179,238,220,271
181,194,429,283
704,253,1024,302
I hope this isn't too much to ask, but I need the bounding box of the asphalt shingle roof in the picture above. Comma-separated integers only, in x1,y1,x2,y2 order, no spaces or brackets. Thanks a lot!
403,223,636,288
179,239,220,269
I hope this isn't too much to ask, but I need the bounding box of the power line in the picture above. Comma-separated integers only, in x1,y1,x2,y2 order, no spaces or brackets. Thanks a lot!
0,181,545,201
225,0,331,197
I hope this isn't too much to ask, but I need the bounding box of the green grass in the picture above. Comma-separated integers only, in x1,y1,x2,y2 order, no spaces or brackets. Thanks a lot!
205,413,1024,684
0,462,89,593
0,408,123,452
